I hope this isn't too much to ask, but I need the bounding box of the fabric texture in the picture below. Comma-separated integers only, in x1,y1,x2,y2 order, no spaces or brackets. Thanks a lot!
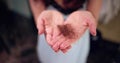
99,0,120,23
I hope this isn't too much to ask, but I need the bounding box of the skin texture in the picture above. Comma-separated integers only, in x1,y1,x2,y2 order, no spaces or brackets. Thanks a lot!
37,10,96,53
52,11,97,52
37,10,64,45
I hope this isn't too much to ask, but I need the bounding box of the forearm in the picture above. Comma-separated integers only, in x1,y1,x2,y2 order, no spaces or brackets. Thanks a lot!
29,0,46,21
86,0,102,22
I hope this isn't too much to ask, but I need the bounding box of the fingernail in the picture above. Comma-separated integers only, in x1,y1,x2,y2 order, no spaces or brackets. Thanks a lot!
93,32,97,36
55,49,59,53
62,50,67,53
38,30,43,35
61,44,65,49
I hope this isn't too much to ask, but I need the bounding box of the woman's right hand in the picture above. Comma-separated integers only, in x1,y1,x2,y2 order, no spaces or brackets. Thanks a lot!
37,10,65,48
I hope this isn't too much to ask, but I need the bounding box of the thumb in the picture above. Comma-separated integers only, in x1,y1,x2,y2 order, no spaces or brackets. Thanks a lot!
37,16,45,35
86,18,97,36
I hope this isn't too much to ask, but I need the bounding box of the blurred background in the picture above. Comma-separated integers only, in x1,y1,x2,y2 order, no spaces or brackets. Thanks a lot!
0,0,120,63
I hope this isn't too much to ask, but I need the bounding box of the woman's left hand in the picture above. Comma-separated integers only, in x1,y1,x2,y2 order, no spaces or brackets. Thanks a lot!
52,11,97,53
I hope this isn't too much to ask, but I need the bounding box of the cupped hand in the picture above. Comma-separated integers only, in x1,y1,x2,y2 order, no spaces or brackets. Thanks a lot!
52,11,97,53
37,10,64,46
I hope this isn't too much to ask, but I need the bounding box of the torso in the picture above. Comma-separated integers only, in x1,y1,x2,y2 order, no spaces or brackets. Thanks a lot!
43,0,87,14
54,0,86,9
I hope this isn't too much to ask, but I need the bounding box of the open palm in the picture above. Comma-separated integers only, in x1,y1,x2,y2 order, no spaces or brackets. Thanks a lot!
37,10,97,53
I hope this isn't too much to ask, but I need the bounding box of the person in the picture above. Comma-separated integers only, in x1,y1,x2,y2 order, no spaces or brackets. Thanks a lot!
29,0,102,63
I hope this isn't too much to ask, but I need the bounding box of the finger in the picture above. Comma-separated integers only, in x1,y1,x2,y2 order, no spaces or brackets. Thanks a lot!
86,18,97,36
37,16,45,35
50,34,63,46
52,36,66,52
52,26,61,39
61,45,72,53
45,27,53,46
46,34,52,46
60,40,71,50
